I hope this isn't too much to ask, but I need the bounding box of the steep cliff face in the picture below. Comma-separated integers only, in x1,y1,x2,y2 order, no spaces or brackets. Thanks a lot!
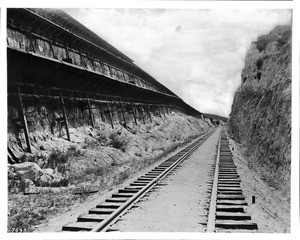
228,25,291,194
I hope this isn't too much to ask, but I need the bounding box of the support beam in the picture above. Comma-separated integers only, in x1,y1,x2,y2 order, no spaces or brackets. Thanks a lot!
131,103,137,125
87,95,95,128
94,95,104,123
119,102,127,128
18,95,32,153
166,106,169,115
106,102,114,129
60,92,71,141
8,147,19,164
157,106,162,118
161,106,166,117
140,106,145,124
147,105,152,123
100,110,105,122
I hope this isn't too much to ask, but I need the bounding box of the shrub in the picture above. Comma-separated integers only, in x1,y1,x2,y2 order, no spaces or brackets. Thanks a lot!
67,145,83,156
109,132,127,151
83,137,99,149
256,58,263,70
96,130,109,146
256,35,274,52
44,149,70,175
276,28,291,49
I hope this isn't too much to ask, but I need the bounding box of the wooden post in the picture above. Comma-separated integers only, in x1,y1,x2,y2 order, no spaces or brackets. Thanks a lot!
60,92,71,141
131,103,137,125
167,107,170,114
140,106,145,124
98,106,105,122
18,95,32,153
8,147,19,163
87,96,95,128
119,102,127,128
157,106,162,118
95,96,104,123
100,110,105,122
106,102,114,129
147,105,152,123
162,106,166,117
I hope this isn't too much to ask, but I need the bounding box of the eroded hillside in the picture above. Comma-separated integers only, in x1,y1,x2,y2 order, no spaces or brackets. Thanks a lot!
228,25,291,195
8,106,215,231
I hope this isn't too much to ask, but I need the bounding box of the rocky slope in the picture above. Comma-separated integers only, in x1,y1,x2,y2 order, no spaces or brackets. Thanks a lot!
227,25,291,195
8,108,215,232
8,110,212,192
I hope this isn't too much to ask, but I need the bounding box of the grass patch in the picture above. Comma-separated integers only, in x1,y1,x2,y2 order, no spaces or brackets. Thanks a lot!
8,191,89,232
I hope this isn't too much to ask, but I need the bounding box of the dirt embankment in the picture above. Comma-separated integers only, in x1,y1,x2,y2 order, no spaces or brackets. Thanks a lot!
8,106,214,232
227,25,291,196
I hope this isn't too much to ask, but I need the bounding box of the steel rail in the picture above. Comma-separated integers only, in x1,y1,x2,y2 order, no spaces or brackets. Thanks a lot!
206,128,221,232
206,129,258,232
91,130,214,232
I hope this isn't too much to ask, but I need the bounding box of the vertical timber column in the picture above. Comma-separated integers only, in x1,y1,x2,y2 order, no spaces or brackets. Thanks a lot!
106,102,114,129
162,106,166,117
18,95,32,153
60,92,71,141
119,102,127,128
131,103,138,125
157,106,162,118
95,95,105,123
87,95,95,128
140,106,146,124
147,105,152,123
99,104,105,122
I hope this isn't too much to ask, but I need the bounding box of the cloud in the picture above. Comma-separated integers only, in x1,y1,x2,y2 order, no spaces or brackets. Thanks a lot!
65,8,291,117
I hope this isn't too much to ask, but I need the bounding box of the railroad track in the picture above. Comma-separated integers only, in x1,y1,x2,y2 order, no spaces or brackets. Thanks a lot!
206,129,258,232
62,129,215,232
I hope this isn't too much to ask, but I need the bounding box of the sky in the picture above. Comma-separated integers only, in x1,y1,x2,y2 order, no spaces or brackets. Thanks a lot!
65,8,291,117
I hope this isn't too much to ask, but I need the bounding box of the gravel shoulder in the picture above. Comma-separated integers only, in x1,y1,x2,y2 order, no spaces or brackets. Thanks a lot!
111,129,221,232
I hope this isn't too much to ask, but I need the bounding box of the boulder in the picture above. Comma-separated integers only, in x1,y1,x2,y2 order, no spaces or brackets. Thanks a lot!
41,168,54,176
39,174,53,187
13,162,41,173
16,168,40,182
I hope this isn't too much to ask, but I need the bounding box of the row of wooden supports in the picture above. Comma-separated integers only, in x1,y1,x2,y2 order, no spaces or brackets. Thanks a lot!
16,92,174,153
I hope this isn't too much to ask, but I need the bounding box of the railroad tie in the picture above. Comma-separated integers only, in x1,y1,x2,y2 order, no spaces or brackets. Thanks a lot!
214,130,258,232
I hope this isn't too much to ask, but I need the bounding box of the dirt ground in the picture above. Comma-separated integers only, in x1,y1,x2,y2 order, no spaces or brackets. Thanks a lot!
110,128,220,231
